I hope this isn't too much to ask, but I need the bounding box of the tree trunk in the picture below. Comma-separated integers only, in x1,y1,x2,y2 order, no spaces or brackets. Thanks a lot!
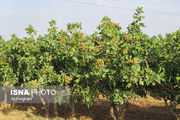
110,101,129,120
10,103,15,109
45,103,50,118
53,103,58,117
110,102,119,120
71,101,75,117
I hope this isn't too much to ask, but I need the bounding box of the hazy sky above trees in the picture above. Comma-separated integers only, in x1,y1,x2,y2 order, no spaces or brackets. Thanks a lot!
0,0,180,40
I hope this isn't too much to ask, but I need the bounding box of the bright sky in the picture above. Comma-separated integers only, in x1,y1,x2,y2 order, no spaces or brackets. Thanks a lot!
0,0,180,40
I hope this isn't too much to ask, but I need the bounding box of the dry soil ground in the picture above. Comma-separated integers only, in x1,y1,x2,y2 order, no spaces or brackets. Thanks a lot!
0,95,179,120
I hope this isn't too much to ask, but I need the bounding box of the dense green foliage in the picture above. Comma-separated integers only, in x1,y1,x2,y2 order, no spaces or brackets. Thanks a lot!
0,7,179,119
